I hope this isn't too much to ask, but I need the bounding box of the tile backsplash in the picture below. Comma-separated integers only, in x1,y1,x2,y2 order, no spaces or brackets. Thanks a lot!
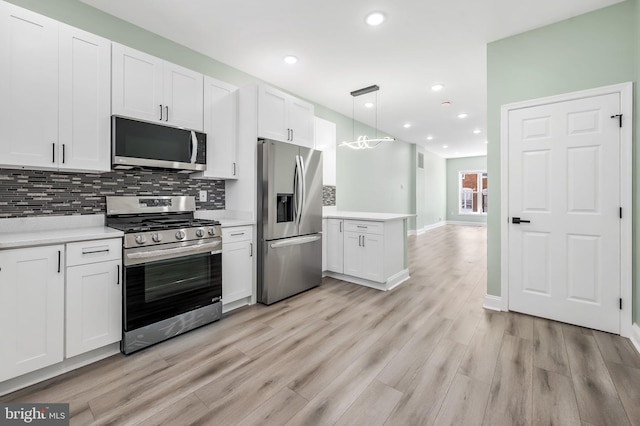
0,168,224,218
323,185,336,206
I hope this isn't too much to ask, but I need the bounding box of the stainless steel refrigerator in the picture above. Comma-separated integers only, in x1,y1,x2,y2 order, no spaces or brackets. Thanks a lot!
257,139,323,305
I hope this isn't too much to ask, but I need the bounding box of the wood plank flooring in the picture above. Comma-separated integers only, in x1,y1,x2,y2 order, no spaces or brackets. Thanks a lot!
3,225,640,425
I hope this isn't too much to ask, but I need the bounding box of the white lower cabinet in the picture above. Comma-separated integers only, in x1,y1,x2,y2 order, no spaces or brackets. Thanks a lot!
222,226,253,307
0,245,65,382
325,218,344,273
66,238,122,358
343,229,384,282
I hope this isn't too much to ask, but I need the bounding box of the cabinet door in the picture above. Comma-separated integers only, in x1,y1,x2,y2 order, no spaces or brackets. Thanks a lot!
163,62,203,131
343,231,363,278
58,25,111,172
326,219,344,273
0,3,58,169
289,97,315,148
362,234,385,282
201,76,238,179
112,43,164,123
314,117,337,186
222,240,253,304
0,245,64,381
66,260,121,358
258,85,289,142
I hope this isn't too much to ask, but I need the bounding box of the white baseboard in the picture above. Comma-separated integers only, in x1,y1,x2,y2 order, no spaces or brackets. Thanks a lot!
222,296,252,314
630,324,640,356
408,221,446,236
446,220,487,227
483,295,502,311
325,269,410,291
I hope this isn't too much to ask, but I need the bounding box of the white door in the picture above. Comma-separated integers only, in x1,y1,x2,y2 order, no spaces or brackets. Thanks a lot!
0,245,65,381
508,93,621,333
163,62,203,131
361,234,384,283
66,260,121,358
222,240,253,304
326,219,344,273
112,43,164,123
0,2,58,169
258,85,289,142
202,76,238,179
343,231,362,278
289,97,315,148
58,25,111,172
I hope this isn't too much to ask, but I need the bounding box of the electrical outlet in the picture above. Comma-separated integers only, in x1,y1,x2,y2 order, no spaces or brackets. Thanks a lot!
199,190,207,202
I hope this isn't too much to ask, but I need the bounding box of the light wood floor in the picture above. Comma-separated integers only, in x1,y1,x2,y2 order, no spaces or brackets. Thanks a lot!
3,225,640,425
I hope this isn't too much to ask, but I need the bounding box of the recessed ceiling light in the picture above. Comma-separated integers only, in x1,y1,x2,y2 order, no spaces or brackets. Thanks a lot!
426,136,433,141
365,12,386,26
441,101,451,107
443,145,448,149
283,55,298,65
473,129,481,134
457,113,468,119
403,123,411,128
485,140,488,144
431,84,445,92
364,102,374,108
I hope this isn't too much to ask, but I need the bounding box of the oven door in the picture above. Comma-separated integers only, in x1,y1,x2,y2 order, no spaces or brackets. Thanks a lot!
123,240,222,331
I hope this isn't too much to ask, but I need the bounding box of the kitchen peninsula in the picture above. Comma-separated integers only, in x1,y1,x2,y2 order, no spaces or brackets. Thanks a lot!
322,209,414,291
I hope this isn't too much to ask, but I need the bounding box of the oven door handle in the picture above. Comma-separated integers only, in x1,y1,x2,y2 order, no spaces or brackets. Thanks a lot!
125,241,222,264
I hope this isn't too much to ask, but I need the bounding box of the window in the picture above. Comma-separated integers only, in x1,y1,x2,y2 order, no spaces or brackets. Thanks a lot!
459,171,487,214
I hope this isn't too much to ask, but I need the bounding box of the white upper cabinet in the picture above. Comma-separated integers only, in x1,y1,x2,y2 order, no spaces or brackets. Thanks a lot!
258,85,314,147
0,2,110,173
313,117,337,186
58,25,111,172
193,76,238,179
112,42,203,131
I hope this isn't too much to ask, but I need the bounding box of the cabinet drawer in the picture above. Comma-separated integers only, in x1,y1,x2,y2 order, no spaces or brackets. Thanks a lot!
222,226,253,243
343,221,383,235
66,238,122,266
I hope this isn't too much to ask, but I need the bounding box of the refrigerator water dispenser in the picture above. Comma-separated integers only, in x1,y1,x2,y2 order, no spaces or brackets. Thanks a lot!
277,194,294,223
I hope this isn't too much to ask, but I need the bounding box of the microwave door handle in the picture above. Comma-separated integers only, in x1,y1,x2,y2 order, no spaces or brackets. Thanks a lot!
190,131,198,164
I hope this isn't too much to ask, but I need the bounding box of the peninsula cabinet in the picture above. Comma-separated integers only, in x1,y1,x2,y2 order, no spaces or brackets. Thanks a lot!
258,85,314,148
192,77,239,180
324,215,411,291
112,43,204,131
0,245,65,382
0,2,111,172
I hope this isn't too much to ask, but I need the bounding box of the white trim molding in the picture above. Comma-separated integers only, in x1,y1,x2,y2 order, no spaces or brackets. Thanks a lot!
483,295,503,311
446,221,487,227
408,221,446,236
630,324,640,356
500,82,633,337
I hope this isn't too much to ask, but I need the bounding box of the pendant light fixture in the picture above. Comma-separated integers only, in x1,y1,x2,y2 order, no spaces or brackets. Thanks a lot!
340,85,395,150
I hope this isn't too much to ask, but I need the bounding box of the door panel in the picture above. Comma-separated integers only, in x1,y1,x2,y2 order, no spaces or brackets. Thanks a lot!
508,93,620,333
298,147,323,235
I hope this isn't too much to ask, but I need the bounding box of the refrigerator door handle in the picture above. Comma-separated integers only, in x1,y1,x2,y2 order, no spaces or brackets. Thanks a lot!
299,155,306,223
270,234,322,249
295,155,304,225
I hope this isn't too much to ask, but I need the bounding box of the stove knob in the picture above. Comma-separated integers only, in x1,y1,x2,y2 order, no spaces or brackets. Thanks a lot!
175,230,186,240
152,233,162,243
135,235,147,245
196,229,205,237
208,227,217,236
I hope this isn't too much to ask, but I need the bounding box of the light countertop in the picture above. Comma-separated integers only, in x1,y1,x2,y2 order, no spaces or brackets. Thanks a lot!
194,210,254,228
322,210,415,222
0,226,123,249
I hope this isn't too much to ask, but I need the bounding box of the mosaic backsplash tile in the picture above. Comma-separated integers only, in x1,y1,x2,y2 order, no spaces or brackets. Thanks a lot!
323,185,336,206
0,168,224,218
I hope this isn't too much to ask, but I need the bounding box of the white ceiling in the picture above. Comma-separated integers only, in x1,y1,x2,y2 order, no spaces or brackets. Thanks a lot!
81,0,623,158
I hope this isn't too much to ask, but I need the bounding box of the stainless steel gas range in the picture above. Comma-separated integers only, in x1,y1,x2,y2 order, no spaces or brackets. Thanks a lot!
106,196,222,354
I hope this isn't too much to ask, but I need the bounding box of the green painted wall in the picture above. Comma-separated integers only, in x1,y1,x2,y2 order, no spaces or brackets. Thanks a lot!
416,146,447,230
446,156,487,224
486,1,638,324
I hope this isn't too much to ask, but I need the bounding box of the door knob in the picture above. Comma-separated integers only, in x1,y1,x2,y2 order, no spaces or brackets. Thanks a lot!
512,217,531,224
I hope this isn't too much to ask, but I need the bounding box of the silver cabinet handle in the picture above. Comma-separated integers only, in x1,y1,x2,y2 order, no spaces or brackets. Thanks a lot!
357,225,368,229
249,243,253,257
233,162,236,176
230,232,245,236
82,247,109,255
57,250,61,273
116,264,120,285
62,144,66,164
165,106,169,122
52,143,56,163
291,129,294,141
339,221,342,232
159,105,163,121
362,236,365,247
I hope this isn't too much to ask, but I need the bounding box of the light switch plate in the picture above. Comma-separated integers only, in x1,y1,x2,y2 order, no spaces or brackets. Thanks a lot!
199,190,207,202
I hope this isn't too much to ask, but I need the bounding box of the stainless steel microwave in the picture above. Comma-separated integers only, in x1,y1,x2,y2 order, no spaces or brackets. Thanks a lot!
112,116,207,172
